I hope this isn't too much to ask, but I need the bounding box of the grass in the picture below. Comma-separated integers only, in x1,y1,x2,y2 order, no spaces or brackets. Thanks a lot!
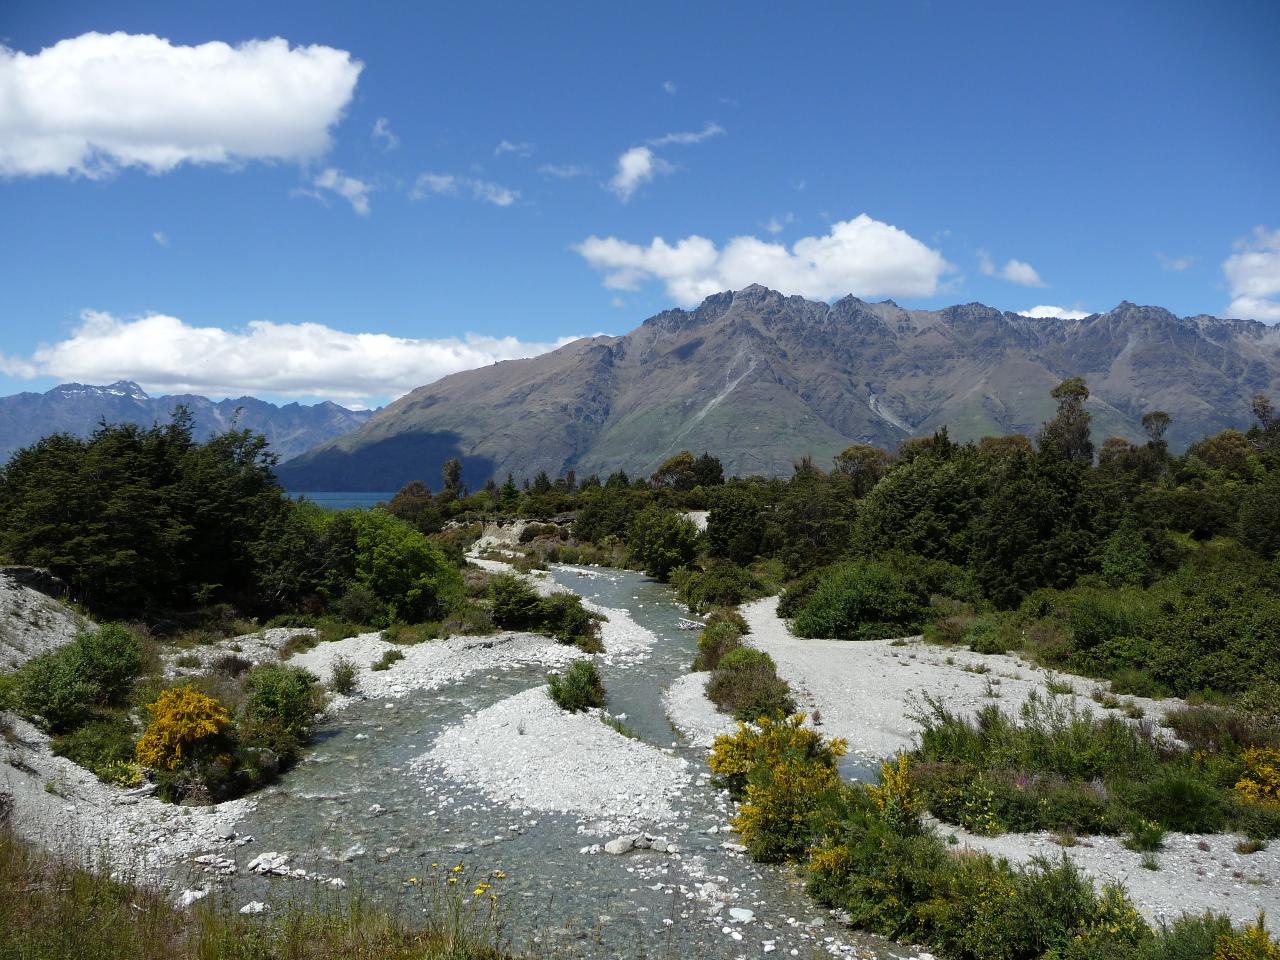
0,825,510,960
371,649,405,672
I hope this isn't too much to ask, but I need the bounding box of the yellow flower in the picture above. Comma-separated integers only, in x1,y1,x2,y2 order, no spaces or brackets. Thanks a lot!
447,876,458,884
492,870,506,879
407,877,418,885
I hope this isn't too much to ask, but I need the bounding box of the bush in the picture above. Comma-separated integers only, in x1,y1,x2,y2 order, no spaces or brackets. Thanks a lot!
692,619,746,671
537,592,601,650
488,574,542,628
547,660,605,713
790,560,928,641
371,649,405,671
673,560,764,612
329,656,357,695
705,648,796,722
12,624,144,732
626,507,699,581
240,665,322,761
135,686,231,771
51,714,139,784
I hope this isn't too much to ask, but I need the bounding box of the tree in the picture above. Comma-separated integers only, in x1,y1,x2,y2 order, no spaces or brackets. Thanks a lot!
1037,377,1094,463
651,451,700,491
832,444,890,497
347,509,462,623
440,457,463,500
627,507,699,581
693,452,725,487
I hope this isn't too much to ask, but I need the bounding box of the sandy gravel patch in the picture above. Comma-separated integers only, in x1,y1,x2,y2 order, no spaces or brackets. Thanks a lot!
287,630,585,702
664,672,736,748
420,685,691,832
741,596,1172,763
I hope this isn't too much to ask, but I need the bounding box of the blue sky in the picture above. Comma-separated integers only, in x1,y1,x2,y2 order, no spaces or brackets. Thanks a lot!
1,0,1278,407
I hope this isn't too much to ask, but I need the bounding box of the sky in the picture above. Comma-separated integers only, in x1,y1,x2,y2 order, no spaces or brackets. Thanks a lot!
1,0,1278,408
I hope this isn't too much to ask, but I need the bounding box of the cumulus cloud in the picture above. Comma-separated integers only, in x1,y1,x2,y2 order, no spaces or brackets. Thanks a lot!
371,117,398,150
494,139,533,157
608,146,672,201
576,214,954,305
152,230,168,246
306,167,372,215
979,250,1046,287
1225,227,1280,323
1019,305,1090,320
763,213,795,235
2,310,578,406
662,80,677,95
411,172,519,206
0,32,361,178
607,123,725,201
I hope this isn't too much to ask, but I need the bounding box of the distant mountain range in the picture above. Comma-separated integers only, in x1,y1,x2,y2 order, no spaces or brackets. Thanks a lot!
277,286,1280,491
0,381,374,464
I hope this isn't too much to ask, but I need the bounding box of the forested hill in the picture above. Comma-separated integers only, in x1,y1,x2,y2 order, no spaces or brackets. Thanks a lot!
277,286,1280,491
0,381,373,462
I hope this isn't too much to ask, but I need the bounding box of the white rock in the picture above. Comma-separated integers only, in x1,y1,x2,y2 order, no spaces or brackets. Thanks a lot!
728,907,755,923
239,901,269,915
176,888,208,908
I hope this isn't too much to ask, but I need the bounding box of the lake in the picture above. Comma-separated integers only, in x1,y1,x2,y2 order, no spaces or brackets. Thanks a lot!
287,491,398,510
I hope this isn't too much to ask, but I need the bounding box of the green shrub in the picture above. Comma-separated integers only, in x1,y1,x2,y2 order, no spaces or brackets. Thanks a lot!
626,507,699,581
673,560,764,612
371,649,405,671
692,620,746,671
705,648,796,721
51,714,138,783
537,592,602,650
488,574,542,628
1128,767,1227,834
240,664,321,761
12,624,144,733
329,656,357,695
547,660,605,713
790,560,928,641
1123,818,1166,852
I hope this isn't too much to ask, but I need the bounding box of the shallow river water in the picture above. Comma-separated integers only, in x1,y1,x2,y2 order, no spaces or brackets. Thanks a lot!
221,567,910,960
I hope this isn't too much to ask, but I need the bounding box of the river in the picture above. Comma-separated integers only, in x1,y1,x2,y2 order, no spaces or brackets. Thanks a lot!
222,566,909,959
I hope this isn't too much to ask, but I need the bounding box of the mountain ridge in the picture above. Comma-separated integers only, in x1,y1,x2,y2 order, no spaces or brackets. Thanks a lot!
0,381,375,464
273,285,1280,490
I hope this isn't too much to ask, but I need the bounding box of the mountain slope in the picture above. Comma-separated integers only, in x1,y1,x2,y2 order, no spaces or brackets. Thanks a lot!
0,381,374,463
277,286,1280,489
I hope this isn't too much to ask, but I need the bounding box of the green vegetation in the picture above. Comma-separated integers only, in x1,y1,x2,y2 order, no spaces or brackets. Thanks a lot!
708,721,1280,960
0,824,509,960
904,691,1280,839
486,575,602,652
10,624,142,733
547,660,605,713
704,648,795,722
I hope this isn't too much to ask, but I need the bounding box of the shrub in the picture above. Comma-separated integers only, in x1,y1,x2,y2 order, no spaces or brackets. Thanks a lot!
692,620,746,671
371,649,405,671
1124,818,1166,852
537,592,601,650
547,660,605,713
790,560,928,641
705,648,796,722
488,574,542,628
136,686,230,771
329,656,358,695
709,713,846,863
673,560,764,612
240,665,322,761
51,715,138,783
12,624,144,732
1236,747,1280,808
337,584,383,624
626,507,699,581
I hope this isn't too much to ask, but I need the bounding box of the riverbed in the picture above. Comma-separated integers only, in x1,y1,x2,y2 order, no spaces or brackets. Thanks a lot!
220,566,911,959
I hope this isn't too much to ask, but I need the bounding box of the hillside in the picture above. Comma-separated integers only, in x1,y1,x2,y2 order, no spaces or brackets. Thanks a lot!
277,286,1280,489
0,381,374,463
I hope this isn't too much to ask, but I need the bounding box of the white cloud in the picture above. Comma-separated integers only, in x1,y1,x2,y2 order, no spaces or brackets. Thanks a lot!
1019,305,1090,320
539,162,588,178
307,167,372,215
647,122,725,147
410,172,519,206
0,32,361,178
152,230,168,246
662,80,678,95
1225,227,1280,323
763,213,795,235
1157,252,1194,272
371,117,398,150
576,214,954,305
494,139,533,157
979,250,1046,287
608,146,672,201
2,310,578,406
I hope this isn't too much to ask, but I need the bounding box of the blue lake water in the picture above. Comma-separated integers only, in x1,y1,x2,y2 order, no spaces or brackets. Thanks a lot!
287,491,397,511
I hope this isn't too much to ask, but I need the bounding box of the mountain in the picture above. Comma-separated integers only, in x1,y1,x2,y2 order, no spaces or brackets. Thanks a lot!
276,286,1280,490
0,381,375,464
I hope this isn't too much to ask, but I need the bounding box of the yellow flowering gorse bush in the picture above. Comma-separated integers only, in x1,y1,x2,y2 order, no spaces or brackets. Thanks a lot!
1236,748,1280,807
135,686,230,770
